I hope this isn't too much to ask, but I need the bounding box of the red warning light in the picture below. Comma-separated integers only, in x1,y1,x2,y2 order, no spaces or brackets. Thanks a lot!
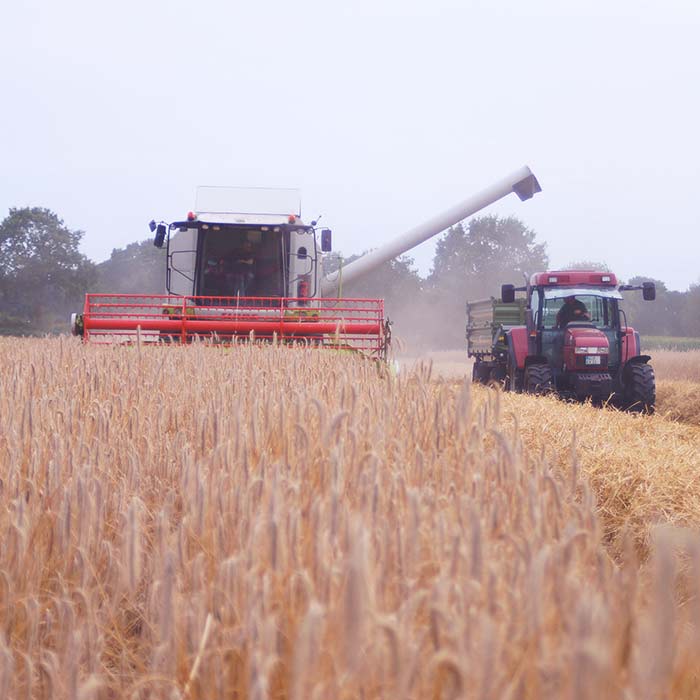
288,214,296,224
187,211,197,221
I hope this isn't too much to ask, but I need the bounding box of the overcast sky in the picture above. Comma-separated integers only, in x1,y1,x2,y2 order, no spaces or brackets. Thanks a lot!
1,0,698,290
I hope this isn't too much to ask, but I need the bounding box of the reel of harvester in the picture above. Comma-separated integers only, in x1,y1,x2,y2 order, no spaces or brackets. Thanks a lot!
71,294,389,359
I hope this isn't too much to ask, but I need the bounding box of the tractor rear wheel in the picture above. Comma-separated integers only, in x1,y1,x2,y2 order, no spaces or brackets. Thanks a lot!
524,364,554,395
623,362,655,413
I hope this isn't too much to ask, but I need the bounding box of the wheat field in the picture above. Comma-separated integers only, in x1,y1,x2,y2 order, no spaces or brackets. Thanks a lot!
1,337,700,698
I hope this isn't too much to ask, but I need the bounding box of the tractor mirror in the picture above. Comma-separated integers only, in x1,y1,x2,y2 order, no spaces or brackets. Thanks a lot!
501,284,516,303
154,223,167,249
321,229,332,252
642,282,656,301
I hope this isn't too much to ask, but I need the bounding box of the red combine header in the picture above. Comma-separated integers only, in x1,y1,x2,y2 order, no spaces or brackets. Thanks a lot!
76,294,386,355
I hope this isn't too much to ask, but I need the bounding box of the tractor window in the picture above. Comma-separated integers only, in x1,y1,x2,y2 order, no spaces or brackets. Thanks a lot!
543,295,613,329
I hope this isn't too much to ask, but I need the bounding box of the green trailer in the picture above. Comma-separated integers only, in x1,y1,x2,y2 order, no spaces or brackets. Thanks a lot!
466,297,527,383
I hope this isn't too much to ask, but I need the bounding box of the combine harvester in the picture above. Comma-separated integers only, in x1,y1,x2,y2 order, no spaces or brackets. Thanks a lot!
467,271,657,411
72,167,541,357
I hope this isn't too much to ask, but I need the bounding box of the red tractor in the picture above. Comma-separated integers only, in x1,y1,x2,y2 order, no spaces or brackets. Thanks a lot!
467,270,657,412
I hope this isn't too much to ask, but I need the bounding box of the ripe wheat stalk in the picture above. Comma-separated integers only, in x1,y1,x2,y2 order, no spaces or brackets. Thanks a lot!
0,336,699,698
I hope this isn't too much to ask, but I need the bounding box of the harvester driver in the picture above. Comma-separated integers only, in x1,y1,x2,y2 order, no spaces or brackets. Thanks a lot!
556,295,591,327
203,258,227,295
230,241,256,296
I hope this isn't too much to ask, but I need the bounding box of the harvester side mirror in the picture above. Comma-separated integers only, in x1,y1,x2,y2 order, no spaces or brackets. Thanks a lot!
321,229,332,252
149,219,157,233
642,282,656,301
501,284,516,304
153,223,167,249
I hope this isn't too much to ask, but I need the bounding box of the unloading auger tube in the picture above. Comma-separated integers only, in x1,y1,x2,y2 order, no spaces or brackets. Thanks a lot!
320,165,541,295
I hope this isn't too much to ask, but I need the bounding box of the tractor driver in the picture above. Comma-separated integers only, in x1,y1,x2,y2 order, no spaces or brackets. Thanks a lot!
556,295,591,327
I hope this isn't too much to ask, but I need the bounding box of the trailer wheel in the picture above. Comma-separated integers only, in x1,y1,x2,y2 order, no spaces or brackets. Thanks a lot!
489,365,507,386
623,363,655,413
524,364,554,395
472,362,491,384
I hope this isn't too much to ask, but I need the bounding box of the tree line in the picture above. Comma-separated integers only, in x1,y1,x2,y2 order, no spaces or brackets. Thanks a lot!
1,207,698,347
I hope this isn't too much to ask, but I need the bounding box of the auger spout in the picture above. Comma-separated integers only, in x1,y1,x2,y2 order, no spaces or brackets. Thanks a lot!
320,165,541,295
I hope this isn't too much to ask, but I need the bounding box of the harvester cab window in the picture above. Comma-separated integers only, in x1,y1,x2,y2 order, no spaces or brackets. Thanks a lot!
198,227,287,298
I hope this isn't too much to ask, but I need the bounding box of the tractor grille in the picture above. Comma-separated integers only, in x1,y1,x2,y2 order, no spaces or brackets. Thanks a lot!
574,354,609,370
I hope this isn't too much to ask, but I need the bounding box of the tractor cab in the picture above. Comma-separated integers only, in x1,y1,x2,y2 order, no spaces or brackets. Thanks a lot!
532,285,622,378
495,270,657,409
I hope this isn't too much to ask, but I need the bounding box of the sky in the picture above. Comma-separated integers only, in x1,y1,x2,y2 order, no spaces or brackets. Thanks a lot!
1,0,698,291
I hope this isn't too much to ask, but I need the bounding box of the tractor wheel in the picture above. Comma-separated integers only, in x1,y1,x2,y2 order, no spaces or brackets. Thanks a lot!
524,364,554,395
505,360,523,393
623,363,655,413
472,361,491,385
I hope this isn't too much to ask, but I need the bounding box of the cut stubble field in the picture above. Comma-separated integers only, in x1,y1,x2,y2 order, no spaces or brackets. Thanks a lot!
401,348,700,427
1,338,700,698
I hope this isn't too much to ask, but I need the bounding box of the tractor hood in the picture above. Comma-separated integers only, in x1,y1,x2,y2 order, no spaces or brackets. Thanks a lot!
564,326,609,352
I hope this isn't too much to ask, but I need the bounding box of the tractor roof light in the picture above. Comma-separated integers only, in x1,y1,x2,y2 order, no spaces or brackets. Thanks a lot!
601,275,611,282
548,276,558,283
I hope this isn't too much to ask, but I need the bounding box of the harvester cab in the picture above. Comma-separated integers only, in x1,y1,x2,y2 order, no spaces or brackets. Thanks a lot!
73,166,542,355
154,187,327,304
468,270,657,411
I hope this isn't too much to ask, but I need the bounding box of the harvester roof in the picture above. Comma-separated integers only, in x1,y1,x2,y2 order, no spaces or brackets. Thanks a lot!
172,185,305,228
173,212,306,228
530,270,618,287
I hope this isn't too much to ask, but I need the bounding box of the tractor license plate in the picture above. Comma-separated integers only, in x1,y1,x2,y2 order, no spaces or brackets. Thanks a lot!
585,355,602,365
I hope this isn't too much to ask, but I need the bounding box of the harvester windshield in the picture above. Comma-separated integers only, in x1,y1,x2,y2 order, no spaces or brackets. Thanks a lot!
198,226,289,298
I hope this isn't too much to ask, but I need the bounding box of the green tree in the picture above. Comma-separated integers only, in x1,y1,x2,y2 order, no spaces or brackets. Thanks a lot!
428,215,548,347
334,253,422,301
95,239,165,294
431,216,548,296
0,208,96,333
621,276,688,338
685,282,700,337
326,252,427,348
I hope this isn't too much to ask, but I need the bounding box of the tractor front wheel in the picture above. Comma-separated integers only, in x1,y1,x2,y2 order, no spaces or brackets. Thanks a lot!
524,364,554,395
623,363,655,413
